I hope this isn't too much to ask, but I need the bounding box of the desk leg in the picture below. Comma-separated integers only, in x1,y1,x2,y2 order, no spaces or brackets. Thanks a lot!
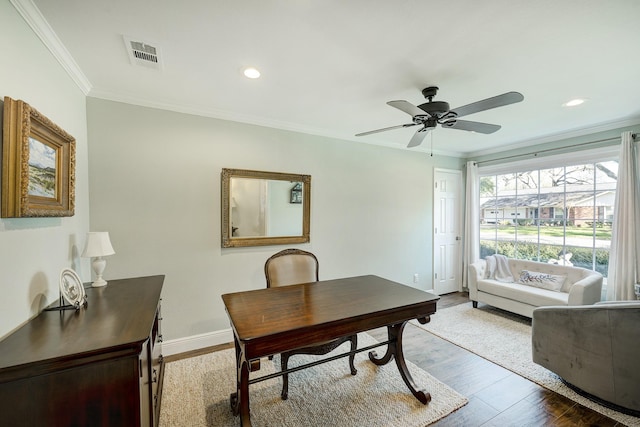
368,321,431,405
230,336,252,427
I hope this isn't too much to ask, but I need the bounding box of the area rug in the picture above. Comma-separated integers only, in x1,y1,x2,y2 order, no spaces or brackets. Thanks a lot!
413,304,640,426
159,333,467,427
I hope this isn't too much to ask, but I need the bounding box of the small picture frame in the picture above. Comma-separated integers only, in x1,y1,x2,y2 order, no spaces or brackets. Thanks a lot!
2,97,75,217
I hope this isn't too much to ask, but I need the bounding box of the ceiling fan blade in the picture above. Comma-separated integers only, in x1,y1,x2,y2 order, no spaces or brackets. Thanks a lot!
355,123,418,137
450,92,524,118
387,100,430,118
407,128,431,148
442,119,501,134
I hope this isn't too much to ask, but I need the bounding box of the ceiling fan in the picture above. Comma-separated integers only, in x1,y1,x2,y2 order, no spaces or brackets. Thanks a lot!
356,86,524,148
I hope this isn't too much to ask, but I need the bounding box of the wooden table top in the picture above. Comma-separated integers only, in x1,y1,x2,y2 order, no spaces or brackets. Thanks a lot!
222,275,439,358
0,275,164,376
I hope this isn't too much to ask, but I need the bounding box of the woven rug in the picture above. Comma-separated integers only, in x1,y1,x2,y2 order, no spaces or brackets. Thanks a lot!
413,304,640,426
159,333,467,426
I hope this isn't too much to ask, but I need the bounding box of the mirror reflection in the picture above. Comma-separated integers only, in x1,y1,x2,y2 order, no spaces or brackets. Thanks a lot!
221,169,311,247
230,178,303,237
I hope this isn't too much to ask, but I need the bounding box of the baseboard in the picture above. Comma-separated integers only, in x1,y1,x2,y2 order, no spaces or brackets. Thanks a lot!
162,328,234,356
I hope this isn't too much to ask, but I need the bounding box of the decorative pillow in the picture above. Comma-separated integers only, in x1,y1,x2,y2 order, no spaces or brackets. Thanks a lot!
518,270,566,292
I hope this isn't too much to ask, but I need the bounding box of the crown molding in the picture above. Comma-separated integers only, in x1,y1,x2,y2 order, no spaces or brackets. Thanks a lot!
467,117,640,159
88,87,458,157
11,0,92,94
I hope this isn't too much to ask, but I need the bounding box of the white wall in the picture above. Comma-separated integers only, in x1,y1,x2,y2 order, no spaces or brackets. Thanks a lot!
0,0,90,339
86,98,463,342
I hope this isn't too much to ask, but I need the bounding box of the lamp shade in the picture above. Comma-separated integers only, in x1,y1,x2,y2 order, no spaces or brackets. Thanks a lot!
81,232,115,258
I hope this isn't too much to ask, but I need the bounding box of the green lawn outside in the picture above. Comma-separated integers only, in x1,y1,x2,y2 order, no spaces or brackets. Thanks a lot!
481,225,612,239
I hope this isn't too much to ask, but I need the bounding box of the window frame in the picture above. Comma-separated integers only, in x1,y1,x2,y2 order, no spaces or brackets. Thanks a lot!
477,146,619,279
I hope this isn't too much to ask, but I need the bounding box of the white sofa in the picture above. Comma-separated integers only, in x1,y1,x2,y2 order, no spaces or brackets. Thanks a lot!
468,257,603,318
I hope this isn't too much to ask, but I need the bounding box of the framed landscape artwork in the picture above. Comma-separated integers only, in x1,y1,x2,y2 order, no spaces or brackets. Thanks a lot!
2,97,75,217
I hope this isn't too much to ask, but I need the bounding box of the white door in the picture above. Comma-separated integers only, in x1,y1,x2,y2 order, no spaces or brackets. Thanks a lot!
433,169,462,295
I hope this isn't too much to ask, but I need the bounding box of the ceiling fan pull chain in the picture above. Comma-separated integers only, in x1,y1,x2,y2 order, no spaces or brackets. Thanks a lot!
430,131,434,157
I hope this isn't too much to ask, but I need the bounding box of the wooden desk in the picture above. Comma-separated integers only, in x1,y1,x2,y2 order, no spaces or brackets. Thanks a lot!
0,275,164,427
222,275,439,427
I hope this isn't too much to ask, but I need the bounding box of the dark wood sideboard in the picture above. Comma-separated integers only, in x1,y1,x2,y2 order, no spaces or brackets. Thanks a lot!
0,275,165,427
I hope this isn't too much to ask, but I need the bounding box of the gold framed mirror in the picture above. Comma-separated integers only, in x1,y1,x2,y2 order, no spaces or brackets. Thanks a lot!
221,168,311,247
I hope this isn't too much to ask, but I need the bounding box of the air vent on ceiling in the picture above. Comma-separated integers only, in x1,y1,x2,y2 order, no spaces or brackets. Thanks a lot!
123,35,163,70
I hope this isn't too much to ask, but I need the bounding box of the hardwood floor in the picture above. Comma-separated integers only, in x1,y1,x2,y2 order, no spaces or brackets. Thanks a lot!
368,292,622,427
171,292,624,426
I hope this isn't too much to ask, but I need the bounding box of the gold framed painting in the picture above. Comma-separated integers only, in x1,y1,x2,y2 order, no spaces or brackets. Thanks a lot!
2,97,75,217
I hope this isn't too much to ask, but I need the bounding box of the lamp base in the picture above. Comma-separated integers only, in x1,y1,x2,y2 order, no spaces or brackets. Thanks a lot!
91,257,108,288
91,277,108,287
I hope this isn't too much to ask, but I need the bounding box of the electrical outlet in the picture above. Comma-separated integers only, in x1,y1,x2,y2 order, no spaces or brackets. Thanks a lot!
413,274,419,284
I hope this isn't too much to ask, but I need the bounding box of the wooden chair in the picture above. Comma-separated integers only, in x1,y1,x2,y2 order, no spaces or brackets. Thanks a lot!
264,248,357,400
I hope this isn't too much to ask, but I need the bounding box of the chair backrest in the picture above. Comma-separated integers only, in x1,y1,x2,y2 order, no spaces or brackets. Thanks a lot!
265,248,319,288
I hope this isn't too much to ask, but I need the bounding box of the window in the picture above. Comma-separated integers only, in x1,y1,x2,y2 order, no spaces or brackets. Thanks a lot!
479,160,618,277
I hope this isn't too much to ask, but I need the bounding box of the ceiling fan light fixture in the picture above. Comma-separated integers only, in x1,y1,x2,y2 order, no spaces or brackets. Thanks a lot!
243,67,261,79
563,98,587,107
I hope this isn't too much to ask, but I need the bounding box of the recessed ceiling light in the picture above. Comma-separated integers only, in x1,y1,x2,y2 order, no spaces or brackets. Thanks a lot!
563,98,586,107
243,67,261,79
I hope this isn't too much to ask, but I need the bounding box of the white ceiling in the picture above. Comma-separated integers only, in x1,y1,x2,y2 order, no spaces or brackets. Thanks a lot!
23,0,640,156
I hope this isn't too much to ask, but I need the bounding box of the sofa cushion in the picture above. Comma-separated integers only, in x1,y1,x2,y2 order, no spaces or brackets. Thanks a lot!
478,279,568,307
506,259,587,292
517,270,566,292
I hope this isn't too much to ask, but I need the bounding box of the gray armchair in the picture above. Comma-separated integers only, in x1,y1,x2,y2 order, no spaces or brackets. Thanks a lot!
532,301,640,415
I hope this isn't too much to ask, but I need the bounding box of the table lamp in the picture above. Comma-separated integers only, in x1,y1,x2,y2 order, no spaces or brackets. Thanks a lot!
81,232,115,287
